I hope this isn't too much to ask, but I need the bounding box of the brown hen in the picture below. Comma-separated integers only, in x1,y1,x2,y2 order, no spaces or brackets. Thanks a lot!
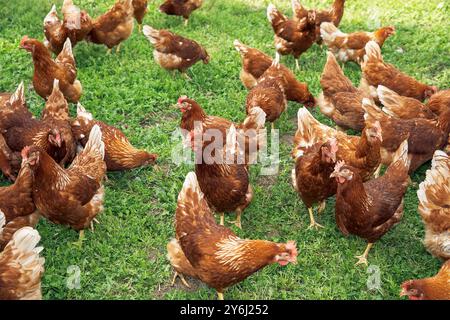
320,22,395,64
401,260,450,300
417,150,450,260
360,41,437,102
20,37,82,103
178,96,266,228
331,140,410,265
143,25,209,77
87,0,134,53
319,52,373,131
72,103,157,171
22,125,106,246
167,172,297,299
159,0,202,26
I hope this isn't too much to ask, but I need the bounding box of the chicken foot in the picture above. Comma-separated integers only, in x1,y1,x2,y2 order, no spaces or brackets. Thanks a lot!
355,243,373,266
73,230,85,248
307,207,324,230
219,212,224,226
229,210,242,229
295,58,300,71
171,271,191,288
217,291,224,300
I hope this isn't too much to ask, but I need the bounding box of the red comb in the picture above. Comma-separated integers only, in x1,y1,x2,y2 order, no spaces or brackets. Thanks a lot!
20,35,29,45
178,96,188,104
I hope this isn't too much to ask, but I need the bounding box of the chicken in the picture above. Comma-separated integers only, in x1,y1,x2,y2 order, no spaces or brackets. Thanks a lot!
233,40,272,90
293,107,382,182
417,150,450,260
21,125,106,245
143,25,209,77
331,140,410,265
40,79,77,165
400,260,450,300
363,97,450,173
0,161,39,249
178,96,266,228
318,52,372,131
360,41,437,102
43,0,93,54
132,0,148,31
0,224,45,300
167,172,297,299
71,103,157,171
0,82,65,179
159,0,203,26
292,138,338,229
87,0,134,53
246,56,287,130
378,85,436,120
320,22,395,64
427,89,450,116
267,3,317,70
20,37,82,103
234,41,316,106
292,0,346,44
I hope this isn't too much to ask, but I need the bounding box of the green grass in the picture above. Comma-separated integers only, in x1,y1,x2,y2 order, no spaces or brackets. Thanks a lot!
0,0,448,300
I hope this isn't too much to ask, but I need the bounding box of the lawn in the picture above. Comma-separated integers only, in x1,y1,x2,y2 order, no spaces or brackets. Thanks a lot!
0,0,448,300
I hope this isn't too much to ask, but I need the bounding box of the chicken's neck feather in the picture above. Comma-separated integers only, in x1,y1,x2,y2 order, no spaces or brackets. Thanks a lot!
215,236,281,272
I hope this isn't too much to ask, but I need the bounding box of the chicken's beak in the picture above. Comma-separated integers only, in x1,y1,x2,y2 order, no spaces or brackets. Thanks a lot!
399,288,408,297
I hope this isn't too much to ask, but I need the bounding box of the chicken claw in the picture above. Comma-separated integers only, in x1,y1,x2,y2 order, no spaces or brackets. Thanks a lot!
229,212,242,229
354,243,373,266
307,207,324,230
73,230,85,248
181,72,192,80
171,271,191,288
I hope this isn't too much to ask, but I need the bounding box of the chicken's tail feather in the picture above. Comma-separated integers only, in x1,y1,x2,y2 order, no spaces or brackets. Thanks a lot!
233,39,248,55
83,124,105,160
390,139,411,172
418,150,450,212
267,3,286,26
320,22,339,44
7,81,25,108
363,41,383,66
5,226,45,277
292,107,325,158
142,25,160,45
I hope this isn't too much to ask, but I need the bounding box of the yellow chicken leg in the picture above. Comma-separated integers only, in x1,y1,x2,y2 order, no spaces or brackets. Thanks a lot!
219,212,224,226
271,122,275,131
230,210,242,229
295,58,300,71
307,207,324,230
138,24,142,33
73,230,85,248
217,292,224,300
107,48,112,54
184,18,189,26
317,201,326,214
355,243,373,266
171,271,191,288
116,43,121,53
